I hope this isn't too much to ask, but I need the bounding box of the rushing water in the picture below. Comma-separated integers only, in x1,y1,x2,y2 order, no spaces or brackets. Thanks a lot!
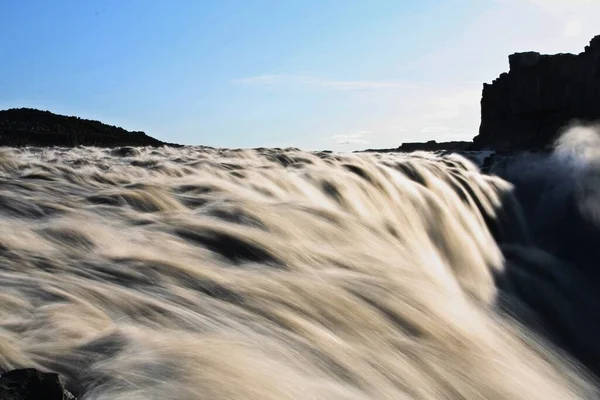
0,127,599,399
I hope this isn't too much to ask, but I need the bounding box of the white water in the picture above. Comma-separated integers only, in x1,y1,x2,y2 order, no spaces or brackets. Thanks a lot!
0,130,598,399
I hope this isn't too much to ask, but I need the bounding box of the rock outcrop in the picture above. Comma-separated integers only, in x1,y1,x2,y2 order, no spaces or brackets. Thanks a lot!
0,108,180,147
358,140,472,153
473,35,600,150
0,369,75,400
396,140,472,152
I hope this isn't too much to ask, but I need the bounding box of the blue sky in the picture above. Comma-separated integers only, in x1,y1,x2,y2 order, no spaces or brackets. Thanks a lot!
1,0,598,150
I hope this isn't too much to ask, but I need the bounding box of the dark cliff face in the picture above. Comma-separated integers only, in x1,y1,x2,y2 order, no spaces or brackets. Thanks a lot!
0,108,179,147
473,35,600,151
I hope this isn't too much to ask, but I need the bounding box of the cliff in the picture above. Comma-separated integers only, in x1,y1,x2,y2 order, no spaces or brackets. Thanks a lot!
472,35,600,150
0,108,179,147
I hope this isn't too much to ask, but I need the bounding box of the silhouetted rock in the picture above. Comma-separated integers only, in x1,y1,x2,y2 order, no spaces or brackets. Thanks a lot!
0,368,75,400
473,35,600,150
358,140,472,153
0,108,181,148
397,140,472,152
111,146,140,157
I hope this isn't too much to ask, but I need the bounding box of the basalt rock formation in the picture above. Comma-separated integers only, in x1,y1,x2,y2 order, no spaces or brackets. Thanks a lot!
472,35,600,150
0,108,180,147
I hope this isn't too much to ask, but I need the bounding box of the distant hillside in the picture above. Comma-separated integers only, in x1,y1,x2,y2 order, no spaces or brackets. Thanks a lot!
0,108,180,147
357,140,472,153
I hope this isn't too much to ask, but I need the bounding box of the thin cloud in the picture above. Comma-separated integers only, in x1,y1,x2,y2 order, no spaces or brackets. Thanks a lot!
233,75,408,91
337,139,369,145
331,131,371,145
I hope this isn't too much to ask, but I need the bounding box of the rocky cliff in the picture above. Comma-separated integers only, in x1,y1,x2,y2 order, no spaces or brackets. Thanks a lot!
0,108,179,147
472,35,600,150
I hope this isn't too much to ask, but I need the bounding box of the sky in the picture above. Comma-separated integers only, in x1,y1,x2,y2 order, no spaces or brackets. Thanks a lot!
1,0,599,151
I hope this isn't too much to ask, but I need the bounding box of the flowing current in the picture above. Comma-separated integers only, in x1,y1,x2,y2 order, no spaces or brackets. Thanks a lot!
0,127,599,399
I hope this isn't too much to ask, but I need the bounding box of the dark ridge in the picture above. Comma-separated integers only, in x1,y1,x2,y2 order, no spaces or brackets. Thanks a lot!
0,108,182,148
357,140,472,154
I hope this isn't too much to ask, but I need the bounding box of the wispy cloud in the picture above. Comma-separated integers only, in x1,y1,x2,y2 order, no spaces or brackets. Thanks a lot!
331,130,371,145
233,75,408,91
337,139,369,145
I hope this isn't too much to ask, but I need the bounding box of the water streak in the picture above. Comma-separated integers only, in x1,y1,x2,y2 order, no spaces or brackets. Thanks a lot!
0,139,597,399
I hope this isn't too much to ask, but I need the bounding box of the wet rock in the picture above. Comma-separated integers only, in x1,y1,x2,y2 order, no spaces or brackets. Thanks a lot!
111,146,139,157
0,368,76,400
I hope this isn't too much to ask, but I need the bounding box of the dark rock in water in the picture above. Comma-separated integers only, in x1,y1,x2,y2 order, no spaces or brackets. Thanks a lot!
111,146,139,157
0,108,181,148
0,368,76,400
473,35,600,151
